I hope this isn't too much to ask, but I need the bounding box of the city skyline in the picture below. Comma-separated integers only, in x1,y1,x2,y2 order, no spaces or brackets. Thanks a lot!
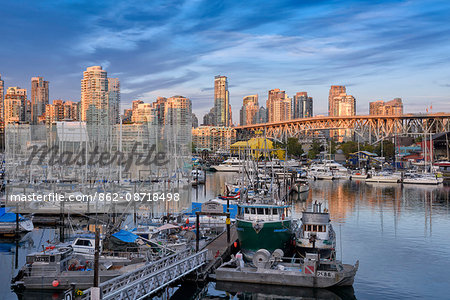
1,1,450,123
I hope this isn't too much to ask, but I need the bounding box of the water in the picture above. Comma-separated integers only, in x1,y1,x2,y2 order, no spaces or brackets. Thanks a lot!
1,172,449,299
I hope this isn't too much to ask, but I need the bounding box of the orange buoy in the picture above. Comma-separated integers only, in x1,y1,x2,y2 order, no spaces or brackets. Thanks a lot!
52,280,59,287
233,241,238,248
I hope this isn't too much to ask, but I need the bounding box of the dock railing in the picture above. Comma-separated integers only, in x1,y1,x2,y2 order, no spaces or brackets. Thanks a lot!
81,249,208,300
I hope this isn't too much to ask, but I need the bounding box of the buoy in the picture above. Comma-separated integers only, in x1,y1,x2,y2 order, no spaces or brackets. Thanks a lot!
52,280,59,287
186,218,189,224
233,241,237,248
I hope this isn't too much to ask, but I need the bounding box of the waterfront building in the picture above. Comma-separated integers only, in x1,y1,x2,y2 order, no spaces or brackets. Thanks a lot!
230,137,284,159
214,75,231,126
108,78,120,124
80,66,108,124
63,101,80,121
266,89,291,122
239,94,259,125
4,87,28,124
192,126,236,152
31,77,49,124
132,103,157,123
369,98,403,116
292,92,313,119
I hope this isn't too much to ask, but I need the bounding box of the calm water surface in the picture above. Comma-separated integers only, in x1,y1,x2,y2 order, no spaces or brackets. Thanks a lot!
1,172,449,299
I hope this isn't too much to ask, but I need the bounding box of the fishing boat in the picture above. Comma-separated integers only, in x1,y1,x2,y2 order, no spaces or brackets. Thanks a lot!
211,157,243,172
295,202,335,258
11,246,143,290
216,250,358,288
236,203,293,260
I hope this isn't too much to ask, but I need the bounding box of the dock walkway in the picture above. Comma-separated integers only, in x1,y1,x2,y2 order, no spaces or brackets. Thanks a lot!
80,249,207,300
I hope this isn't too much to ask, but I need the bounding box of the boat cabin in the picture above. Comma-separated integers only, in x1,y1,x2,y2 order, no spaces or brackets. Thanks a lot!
25,247,73,275
237,204,291,222
72,237,102,255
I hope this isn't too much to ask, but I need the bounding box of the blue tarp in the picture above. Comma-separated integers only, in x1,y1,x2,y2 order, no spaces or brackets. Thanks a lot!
111,230,140,243
186,202,238,219
0,212,24,222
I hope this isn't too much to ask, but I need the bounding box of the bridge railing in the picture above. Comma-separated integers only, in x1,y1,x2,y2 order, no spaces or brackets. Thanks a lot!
81,249,208,300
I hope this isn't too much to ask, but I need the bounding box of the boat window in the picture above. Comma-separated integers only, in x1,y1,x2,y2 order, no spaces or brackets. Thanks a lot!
50,256,55,262
317,225,322,232
265,208,269,215
307,225,312,231
313,225,317,232
75,239,92,246
251,208,256,214
273,208,278,215
244,208,249,214
257,208,264,215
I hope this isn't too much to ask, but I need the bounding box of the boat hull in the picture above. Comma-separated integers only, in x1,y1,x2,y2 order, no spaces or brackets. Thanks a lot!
211,165,240,172
236,219,292,260
216,262,358,288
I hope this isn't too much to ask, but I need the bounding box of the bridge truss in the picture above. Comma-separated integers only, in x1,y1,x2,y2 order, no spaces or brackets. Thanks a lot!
236,114,450,142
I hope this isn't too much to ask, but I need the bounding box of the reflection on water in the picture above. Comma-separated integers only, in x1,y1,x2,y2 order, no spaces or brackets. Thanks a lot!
195,174,450,300
1,173,449,299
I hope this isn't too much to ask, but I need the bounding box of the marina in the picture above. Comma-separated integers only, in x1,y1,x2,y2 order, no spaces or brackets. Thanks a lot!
1,170,449,299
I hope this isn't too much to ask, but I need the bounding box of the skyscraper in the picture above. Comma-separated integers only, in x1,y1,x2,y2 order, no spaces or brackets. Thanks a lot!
0,75,4,131
240,94,259,125
369,98,403,115
266,89,291,122
203,107,215,126
108,78,120,124
292,92,313,119
328,85,346,117
164,95,192,145
214,75,231,126
31,77,49,124
81,66,108,124
4,87,27,124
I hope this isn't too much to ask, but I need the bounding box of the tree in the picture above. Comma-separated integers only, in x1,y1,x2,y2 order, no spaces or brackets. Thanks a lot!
308,139,323,159
375,140,395,160
286,137,304,158
339,141,358,158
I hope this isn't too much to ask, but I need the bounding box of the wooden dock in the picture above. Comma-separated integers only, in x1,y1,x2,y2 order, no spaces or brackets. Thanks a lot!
196,224,238,280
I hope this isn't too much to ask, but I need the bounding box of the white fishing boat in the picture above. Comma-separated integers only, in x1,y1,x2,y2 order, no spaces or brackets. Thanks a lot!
295,202,335,258
293,180,310,193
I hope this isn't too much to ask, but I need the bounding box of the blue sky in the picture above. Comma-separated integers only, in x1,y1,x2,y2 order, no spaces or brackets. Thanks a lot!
1,0,450,124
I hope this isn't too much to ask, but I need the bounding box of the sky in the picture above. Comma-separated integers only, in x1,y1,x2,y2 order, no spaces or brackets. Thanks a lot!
1,0,450,125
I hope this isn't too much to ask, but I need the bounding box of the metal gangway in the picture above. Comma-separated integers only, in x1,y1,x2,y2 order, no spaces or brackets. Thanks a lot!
81,249,208,300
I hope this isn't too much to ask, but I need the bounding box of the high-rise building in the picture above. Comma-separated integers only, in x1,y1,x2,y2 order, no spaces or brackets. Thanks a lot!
334,93,356,141
214,75,231,126
81,66,108,124
240,94,259,126
164,95,192,145
192,113,198,128
328,85,346,117
132,103,157,123
257,106,267,124
369,98,403,116
203,107,215,126
0,75,4,131
266,89,291,122
108,78,120,124
4,87,28,124
292,92,313,119
64,101,80,121
31,77,49,124
45,100,80,123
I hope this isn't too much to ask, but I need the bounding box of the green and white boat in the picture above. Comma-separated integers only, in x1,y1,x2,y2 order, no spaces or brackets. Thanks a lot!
236,203,293,260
